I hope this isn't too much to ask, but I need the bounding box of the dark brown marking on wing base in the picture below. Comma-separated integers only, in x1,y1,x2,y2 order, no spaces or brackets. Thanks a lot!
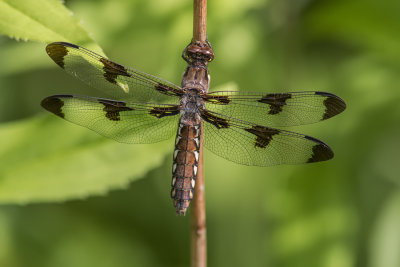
245,125,280,148
200,110,229,129
155,83,184,97
46,43,69,69
305,135,334,162
204,95,231,105
315,92,346,120
149,105,180,118
258,93,292,115
41,95,73,118
99,58,131,84
98,99,133,121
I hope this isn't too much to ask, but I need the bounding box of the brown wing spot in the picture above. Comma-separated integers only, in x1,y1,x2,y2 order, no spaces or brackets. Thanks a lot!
258,93,292,115
98,99,133,121
155,83,184,97
201,110,229,129
204,95,231,105
305,135,334,162
99,58,131,84
46,43,70,69
149,105,180,118
41,95,73,118
315,92,346,120
245,125,280,148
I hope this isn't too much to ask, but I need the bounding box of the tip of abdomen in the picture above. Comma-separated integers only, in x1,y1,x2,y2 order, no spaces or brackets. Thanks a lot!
174,199,190,216
176,209,187,216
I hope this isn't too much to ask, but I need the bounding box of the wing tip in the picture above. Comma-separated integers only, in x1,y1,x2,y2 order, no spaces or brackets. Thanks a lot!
315,91,346,120
46,42,79,69
305,135,334,163
41,95,72,118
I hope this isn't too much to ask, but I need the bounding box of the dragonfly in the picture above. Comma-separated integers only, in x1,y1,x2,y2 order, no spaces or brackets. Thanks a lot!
41,41,346,215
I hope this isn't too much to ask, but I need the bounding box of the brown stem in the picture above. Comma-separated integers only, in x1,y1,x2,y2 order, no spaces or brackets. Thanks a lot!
191,121,206,267
191,1,208,266
193,0,207,42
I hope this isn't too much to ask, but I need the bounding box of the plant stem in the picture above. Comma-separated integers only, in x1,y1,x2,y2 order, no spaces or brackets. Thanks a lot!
191,122,206,267
191,1,207,267
193,0,207,42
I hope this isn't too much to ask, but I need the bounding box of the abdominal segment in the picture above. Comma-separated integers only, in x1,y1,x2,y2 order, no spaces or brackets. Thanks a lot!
171,123,200,215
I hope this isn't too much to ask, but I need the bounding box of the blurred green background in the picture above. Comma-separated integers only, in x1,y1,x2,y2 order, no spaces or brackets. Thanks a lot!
0,0,400,266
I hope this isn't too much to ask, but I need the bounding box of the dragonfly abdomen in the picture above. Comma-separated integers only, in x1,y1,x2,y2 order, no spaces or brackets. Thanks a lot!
171,122,200,215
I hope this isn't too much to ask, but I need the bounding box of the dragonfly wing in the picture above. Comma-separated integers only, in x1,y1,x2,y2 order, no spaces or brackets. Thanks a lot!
204,91,346,127
46,42,184,104
41,94,181,144
201,109,333,166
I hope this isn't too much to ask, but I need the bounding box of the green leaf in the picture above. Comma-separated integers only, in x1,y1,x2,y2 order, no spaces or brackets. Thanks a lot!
0,115,173,204
0,0,101,52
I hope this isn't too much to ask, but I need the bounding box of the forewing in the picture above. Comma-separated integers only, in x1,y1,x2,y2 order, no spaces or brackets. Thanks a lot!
46,42,183,103
201,109,334,166
41,95,180,144
204,91,346,127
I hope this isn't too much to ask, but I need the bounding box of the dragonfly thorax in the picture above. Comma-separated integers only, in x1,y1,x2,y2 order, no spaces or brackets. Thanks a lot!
181,90,204,115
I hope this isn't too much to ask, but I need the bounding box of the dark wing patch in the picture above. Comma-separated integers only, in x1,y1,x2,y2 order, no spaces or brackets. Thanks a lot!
41,94,73,118
203,94,231,105
305,135,334,162
155,83,184,97
244,126,280,148
46,43,69,68
98,99,134,121
200,110,229,129
149,105,181,118
45,42,183,103
99,58,131,84
315,92,347,120
205,91,346,127
202,109,335,166
258,93,292,115
41,95,180,144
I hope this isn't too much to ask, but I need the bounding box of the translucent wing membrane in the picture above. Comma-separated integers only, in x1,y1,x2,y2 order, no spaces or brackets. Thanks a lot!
43,42,345,167
204,91,346,127
46,42,183,104
202,109,334,166
41,95,180,144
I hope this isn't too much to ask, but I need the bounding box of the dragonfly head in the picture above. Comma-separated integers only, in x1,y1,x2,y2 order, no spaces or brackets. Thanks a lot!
182,40,214,65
